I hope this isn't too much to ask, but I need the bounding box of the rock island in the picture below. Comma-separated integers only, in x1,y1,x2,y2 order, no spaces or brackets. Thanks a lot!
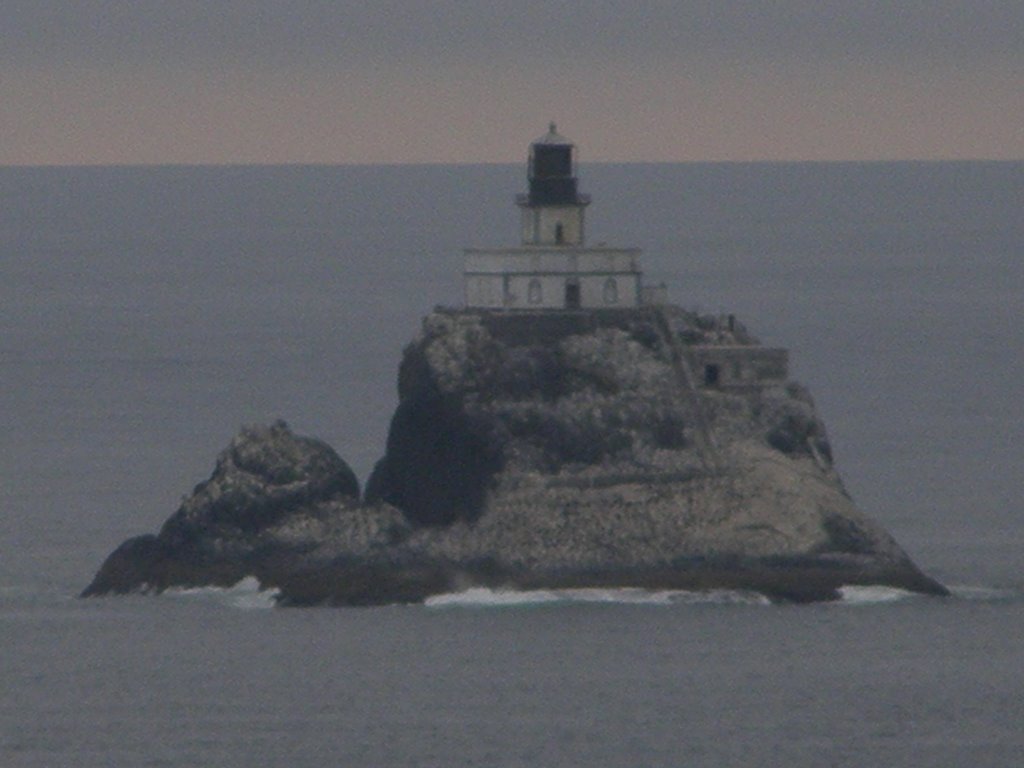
83,126,947,604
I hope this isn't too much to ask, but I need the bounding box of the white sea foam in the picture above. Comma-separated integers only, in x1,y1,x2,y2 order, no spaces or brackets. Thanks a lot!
164,576,279,609
425,587,562,607
836,585,919,605
667,589,771,606
838,584,1023,606
425,586,770,608
948,585,1021,602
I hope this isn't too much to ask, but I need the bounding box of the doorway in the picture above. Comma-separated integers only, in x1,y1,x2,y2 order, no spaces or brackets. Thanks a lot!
565,281,581,309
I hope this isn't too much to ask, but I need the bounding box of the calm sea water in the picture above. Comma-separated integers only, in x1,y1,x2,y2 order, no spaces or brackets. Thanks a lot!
2,162,1022,766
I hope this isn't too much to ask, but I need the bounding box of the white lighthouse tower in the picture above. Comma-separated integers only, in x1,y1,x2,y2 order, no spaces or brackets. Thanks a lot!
464,124,644,310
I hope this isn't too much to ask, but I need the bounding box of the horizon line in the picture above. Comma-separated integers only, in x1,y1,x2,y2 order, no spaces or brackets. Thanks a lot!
2,157,1021,171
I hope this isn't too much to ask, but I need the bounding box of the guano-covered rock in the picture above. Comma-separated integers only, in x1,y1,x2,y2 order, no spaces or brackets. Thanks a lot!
83,308,948,605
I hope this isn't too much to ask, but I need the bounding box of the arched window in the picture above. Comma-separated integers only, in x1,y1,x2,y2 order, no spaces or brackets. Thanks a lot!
528,279,543,305
603,277,619,304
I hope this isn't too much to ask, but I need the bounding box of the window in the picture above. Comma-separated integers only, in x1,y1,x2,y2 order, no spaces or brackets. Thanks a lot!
555,223,564,244
603,278,618,304
528,279,543,305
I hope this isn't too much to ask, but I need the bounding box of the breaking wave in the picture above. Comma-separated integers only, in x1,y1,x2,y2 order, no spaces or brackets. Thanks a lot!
145,581,1020,610
425,586,771,608
163,576,279,609
428,584,1024,609
837,584,1023,605
835,585,920,605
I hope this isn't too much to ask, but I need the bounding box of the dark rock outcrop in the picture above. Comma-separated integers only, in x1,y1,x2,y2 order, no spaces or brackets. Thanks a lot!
83,308,948,605
83,421,415,603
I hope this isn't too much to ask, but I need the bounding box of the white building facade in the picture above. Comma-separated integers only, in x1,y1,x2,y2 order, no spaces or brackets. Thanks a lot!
464,124,645,311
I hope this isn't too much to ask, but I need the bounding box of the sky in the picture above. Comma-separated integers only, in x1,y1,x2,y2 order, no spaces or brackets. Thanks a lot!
2,1,1021,165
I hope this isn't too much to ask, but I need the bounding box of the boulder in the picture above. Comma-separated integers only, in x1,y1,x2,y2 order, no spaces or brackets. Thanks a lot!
82,421,412,601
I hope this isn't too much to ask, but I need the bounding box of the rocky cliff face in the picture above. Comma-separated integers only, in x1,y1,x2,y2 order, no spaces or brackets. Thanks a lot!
83,307,947,604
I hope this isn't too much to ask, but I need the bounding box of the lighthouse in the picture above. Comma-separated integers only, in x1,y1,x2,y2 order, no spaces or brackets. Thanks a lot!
518,122,589,246
464,124,645,310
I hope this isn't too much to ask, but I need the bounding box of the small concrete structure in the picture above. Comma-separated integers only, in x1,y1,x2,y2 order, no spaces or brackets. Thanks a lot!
464,123,645,310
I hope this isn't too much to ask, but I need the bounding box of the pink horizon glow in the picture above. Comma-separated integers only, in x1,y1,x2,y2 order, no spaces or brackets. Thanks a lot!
3,60,1021,166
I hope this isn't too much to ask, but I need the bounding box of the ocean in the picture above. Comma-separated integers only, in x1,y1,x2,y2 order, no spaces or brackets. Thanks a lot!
1,162,1022,766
